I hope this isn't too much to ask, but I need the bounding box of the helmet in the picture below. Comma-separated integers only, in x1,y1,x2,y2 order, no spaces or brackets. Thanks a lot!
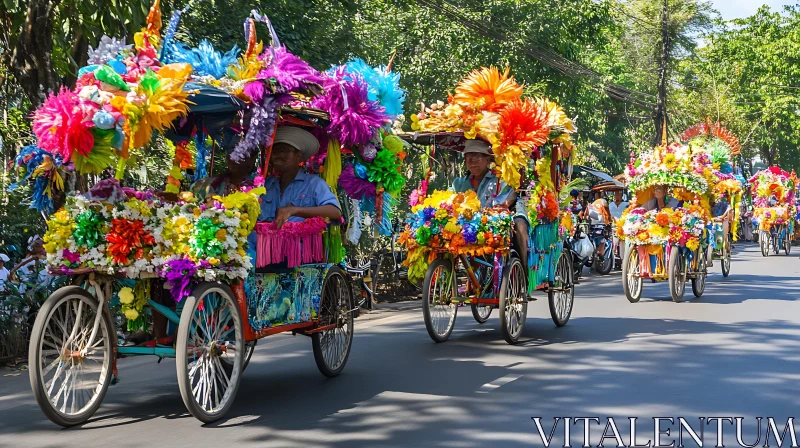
570,189,580,198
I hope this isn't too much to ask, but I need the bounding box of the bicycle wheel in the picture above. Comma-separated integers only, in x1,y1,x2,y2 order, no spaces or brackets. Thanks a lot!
621,245,643,303
721,236,731,278
668,248,686,303
760,230,770,257
691,251,707,297
471,304,493,323
548,252,574,326
785,230,792,255
499,257,527,344
422,258,457,343
241,340,257,373
312,266,354,378
176,282,243,424
29,286,113,427
772,229,780,254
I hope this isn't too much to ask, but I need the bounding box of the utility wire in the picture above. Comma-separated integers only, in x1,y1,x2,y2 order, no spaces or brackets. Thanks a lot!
416,0,660,111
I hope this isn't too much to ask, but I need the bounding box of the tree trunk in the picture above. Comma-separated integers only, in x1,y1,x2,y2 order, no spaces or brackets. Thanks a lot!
652,0,669,146
12,0,61,108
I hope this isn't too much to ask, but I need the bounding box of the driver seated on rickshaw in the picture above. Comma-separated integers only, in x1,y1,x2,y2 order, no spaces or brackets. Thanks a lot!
642,185,680,211
246,126,342,266
258,126,342,228
451,138,528,262
585,198,612,257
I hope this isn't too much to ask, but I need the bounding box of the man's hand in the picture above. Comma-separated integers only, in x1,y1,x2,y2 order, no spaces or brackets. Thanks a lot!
274,206,297,229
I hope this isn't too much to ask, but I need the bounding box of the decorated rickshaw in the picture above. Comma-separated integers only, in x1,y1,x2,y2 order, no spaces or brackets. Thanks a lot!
398,67,577,344
19,3,407,426
750,167,797,256
680,122,743,277
617,138,716,303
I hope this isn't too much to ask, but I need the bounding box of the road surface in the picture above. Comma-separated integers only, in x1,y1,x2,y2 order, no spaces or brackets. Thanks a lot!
1,243,799,447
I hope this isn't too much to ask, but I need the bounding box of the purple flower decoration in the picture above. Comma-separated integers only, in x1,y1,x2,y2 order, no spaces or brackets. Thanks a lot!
163,258,199,303
338,163,376,199
63,249,81,265
84,178,127,203
258,46,324,94
311,66,389,148
462,225,478,245
230,93,279,162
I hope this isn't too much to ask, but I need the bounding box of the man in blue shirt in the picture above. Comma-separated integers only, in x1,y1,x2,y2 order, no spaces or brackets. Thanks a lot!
258,126,342,227
452,138,528,264
452,139,517,207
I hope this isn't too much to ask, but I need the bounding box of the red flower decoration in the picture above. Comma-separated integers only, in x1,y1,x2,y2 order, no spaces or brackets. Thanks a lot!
106,218,155,264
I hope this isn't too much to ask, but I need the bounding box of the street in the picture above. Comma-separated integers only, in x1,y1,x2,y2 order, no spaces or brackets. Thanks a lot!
2,242,800,447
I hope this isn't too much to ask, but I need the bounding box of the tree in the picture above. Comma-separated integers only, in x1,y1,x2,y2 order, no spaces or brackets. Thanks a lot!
685,5,800,171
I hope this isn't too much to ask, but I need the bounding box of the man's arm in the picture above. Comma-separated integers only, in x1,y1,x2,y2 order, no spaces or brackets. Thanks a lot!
274,205,341,229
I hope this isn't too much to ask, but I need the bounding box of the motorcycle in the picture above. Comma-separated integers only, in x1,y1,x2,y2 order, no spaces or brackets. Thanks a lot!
566,220,594,281
588,223,615,275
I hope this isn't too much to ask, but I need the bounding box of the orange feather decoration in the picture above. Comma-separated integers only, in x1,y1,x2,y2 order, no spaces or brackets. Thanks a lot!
498,98,550,153
453,67,523,113
680,122,741,155
145,0,162,39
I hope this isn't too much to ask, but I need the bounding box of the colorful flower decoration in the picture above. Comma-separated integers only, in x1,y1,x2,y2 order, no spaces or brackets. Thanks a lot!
398,190,513,283
411,67,575,188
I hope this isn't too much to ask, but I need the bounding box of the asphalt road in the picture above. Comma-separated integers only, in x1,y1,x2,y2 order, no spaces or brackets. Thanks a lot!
2,242,800,448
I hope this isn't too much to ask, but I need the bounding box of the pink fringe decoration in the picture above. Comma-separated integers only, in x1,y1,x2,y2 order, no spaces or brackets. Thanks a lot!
255,217,328,268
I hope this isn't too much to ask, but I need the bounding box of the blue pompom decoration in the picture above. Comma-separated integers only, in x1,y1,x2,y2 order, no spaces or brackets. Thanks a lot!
166,39,240,80
343,58,406,118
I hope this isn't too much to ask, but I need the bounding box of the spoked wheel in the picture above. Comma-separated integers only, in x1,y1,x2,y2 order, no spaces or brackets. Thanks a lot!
772,229,780,254
471,262,494,324
176,282,243,424
760,230,770,257
784,232,792,255
241,340,257,373
422,258,457,343
621,245,643,303
312,266,355,378
691,251,707,298
471,304,493,324
668,248,687,303
499,257,527,344
29,286,113,427
548,252,575,327
721,236,731,278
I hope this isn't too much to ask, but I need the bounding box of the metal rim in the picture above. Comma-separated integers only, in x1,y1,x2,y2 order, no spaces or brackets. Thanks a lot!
36,293,109,417
671,251,685,299
317,272,353,372
184,289,241,416
474,304,492,320
427,262,457,338
552,255,574,323
694,254,706,295
502,260,527,339
626,249,643,299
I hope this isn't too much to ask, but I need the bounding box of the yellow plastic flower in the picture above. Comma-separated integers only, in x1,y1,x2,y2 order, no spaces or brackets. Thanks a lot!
215,228,227,242
124,308,139,320
118,287,135,304
444,220,461,234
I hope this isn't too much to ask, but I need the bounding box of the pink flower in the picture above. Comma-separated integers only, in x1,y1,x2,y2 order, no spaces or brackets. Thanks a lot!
63,249,81,265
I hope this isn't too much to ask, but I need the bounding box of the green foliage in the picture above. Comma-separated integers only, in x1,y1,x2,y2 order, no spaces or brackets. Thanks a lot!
681,5,800,172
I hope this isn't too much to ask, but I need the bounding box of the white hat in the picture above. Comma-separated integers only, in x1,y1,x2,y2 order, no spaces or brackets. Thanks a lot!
273,126,320,161
463,138,493,156
0,254,9,262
